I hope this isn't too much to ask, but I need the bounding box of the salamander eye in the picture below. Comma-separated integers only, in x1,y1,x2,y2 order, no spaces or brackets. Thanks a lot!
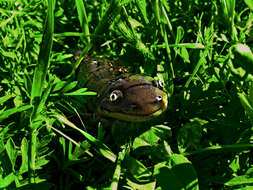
158,80,164,89
152,80,164,90
109,90,123,102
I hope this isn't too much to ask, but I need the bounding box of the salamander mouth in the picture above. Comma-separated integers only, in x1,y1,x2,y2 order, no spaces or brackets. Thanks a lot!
98,103,166,121
101,107,163,117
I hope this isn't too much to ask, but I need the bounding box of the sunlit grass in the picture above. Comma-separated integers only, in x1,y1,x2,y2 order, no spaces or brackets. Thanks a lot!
0,0,253,189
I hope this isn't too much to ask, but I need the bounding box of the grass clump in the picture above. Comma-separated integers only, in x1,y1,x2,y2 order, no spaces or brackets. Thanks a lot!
0,0,253,189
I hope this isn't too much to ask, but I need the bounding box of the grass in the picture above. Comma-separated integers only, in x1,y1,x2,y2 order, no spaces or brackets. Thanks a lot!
0,0,253,189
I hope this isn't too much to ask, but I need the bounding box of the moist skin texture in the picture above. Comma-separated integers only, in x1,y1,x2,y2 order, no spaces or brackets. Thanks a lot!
78,57,168,122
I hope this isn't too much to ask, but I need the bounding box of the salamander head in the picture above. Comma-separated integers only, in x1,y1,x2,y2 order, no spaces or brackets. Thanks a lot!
97,75,168,122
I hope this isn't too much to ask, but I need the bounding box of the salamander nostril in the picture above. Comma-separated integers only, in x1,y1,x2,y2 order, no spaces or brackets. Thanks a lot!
130,103,138,109
156,96,163,103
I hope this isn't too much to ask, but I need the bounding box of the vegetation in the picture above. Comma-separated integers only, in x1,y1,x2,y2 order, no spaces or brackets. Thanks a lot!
0,0,253,189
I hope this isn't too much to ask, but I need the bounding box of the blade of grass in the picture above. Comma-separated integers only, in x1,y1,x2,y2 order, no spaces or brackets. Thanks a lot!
0,173,15,189
30,0,55,105
110,146,127,189
162,24,174,78
183,143,253,157
153,1,174,78
36,78,54,115
55,115,116,162
0,105,32,122
71,0,123,76
28,129,38,183
0,94,14,105
93,0,122,38
245,0,253,11
153,43,205,49
19,137,29,174
120,7,155,60
220,0,237,40
185,49,208,88
28,0,55,183
75,0,90,43
161,5,175,39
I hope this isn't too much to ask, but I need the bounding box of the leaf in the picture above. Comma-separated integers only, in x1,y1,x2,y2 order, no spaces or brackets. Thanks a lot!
132,125,172,159
127,180,156,190
72,141,91,159
220,0,236,37
175,26,184,43
0,105,32,122
185,49,208,88
154,163,184,190
0,173,15,189
35,79,54,116
55,115,116,162
244,0,253,11
229,156,240,173
154,154,199,190
63,88,96,96
238,92,253,124
0,47,16,59
5,138,17,170
136,0,149,24
178,47,190,63
177,119,205,153
124,156,152,182
19,137,29,174
133,128,160,150
30,0,55,102
231,44,253,74
72,0,123,74
110,148,127,190
0,94,14,105
225,175,253,186
14,182,55,190
75,0,90,43
52,80,68,92
94,0,122,37
61,81,78,93
248,82,253,106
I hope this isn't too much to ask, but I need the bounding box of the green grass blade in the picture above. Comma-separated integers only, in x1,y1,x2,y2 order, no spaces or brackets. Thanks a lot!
30,0,55,103
36,79,53,115
75,0,90,43
110,147,127,189
0,94,14,105
245,0,253,11
233,43,253,63
19,137,29,174
94,0,122,37
28,129,38,183
161,4,175,39
71,0,123,75
162,24,174,78
238,92,253,124
183,143,253,157
185,49,208,88
0,173,15,189
5,138,17,170
55,115,117,162
28,0,55,184
220,0,237,40
0,105,32,122
136,0,149,24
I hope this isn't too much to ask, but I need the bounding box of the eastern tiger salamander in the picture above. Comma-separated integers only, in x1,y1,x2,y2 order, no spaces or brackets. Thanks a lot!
77,56,168,122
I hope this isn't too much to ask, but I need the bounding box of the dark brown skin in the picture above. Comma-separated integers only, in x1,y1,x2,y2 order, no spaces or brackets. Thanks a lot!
78,56,168,122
